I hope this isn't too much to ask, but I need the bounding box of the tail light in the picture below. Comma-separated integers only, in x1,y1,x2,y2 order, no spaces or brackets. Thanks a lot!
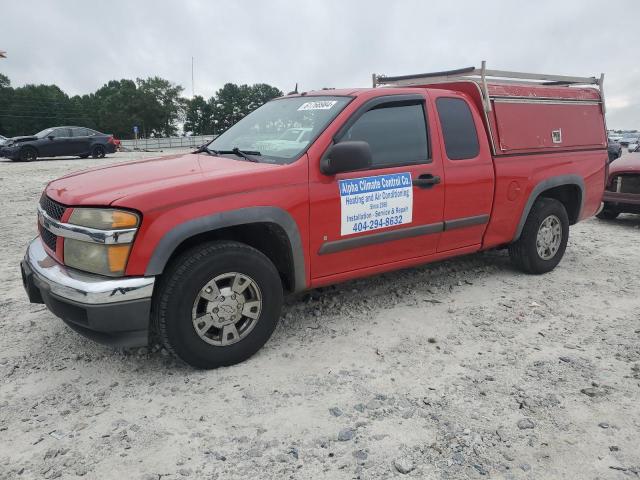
107,136,115,144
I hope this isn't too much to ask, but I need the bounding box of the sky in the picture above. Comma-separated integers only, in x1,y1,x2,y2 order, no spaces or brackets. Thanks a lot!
1,0,639,129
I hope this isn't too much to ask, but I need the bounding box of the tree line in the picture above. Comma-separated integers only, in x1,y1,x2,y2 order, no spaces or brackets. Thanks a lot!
0,73,282,139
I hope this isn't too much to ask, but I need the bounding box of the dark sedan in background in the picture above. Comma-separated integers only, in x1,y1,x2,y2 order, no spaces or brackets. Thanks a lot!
0,126,117,162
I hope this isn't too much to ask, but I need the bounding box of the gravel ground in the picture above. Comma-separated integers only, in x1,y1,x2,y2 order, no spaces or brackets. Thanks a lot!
1,150,639,479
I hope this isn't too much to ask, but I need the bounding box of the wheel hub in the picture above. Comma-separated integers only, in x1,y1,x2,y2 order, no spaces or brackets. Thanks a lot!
536,214,562,260
191,272,262,346
207,288,246,326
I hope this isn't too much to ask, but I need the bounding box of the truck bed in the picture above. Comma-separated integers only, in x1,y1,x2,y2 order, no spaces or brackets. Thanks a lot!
373,63,607,157
426,81,606,156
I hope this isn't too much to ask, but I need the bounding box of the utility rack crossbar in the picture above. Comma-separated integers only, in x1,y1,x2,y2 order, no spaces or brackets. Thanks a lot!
372,61,605,113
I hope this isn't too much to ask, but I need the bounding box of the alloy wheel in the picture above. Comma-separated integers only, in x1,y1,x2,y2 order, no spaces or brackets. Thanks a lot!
191,272,262,346
536,214,562,260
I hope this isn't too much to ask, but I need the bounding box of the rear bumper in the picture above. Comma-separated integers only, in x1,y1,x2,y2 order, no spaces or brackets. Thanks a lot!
21,237,155,347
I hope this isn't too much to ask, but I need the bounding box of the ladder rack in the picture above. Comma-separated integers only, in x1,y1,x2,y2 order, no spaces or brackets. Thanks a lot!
372,61,605,113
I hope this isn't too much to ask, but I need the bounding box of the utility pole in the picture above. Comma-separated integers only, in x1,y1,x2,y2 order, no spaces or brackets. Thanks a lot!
191,56,195,98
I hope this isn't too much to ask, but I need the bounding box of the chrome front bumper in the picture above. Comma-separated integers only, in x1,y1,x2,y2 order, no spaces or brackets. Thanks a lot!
23,236,154,304
21,237,155,347
603,191,640,206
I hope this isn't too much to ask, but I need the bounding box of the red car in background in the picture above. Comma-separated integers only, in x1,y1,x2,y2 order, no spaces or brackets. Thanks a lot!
599,153,640,219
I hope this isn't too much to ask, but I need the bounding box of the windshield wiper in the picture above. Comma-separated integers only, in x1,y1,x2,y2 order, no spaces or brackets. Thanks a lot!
195,145,262,162
214,147,261,162
193,144,216,155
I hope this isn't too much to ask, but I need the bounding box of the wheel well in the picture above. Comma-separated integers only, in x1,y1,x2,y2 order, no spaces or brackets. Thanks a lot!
538,184,582,224
20,145,38,154
165,223,296,292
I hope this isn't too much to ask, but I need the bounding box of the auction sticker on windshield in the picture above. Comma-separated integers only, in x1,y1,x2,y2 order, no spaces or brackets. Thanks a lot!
298,100,337,111
339,173,413,236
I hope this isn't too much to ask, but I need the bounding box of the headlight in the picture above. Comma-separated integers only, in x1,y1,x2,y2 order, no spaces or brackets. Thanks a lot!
64,239,132,276
64,208,139,276
68,208,139,229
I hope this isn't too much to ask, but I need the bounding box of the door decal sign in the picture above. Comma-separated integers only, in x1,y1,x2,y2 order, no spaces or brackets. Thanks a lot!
339,172,413,236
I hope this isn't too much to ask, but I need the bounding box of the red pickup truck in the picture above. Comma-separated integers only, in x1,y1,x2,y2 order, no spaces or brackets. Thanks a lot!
21,64,608,368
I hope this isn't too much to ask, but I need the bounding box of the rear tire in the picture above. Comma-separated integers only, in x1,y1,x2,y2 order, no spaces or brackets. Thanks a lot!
152,241,283,369
596,205,619,220
19,147,37,162
91,145,105,158
509,197,569,274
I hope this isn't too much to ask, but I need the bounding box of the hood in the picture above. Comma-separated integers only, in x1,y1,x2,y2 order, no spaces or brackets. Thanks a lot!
6,135,37,145
610,154,640,176
45,152,282,207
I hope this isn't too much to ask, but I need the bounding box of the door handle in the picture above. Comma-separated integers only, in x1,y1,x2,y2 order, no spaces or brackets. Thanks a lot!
412,174,441,188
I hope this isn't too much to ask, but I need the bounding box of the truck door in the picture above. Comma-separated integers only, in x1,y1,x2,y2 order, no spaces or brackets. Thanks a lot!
308,93,445,280
432,94,494,251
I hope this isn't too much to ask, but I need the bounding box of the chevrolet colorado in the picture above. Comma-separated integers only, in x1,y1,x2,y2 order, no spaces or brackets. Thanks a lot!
21,63,607,368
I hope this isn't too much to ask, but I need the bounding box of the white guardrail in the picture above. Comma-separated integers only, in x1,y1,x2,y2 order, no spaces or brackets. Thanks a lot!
120,135,216,151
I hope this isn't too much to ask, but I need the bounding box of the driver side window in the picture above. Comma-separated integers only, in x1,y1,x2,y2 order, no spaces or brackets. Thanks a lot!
342,102,429,168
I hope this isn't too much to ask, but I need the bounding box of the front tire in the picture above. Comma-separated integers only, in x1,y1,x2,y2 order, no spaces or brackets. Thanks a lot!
596,205,619,220
509,197,569,274
19,147,37,162
152,241,283,369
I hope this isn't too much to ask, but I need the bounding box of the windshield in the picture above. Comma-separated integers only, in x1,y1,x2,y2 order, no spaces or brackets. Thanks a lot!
35,128,55,138
207,96,351,163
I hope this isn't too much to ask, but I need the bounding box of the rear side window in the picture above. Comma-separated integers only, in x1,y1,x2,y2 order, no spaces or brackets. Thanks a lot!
53,128,71,138
342,103,429,167
72,127,88,137
436,98,480,160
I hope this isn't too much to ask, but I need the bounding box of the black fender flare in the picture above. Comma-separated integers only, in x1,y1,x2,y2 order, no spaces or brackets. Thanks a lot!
513,174,585,241
145,206,307,292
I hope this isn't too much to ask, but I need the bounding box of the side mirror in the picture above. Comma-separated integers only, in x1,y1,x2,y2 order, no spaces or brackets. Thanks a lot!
320,141,372,175
47,135,55,140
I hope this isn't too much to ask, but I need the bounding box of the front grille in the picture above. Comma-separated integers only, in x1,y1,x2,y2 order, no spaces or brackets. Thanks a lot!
39,195,66,221
40,227,58,251
620,175,640,194
39,195,66,254
609,175,640,194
